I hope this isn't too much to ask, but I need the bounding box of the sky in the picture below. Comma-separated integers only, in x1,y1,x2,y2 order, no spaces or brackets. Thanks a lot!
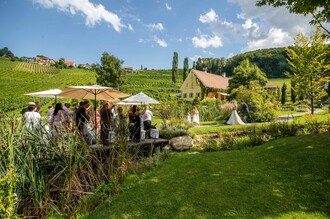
0,0,321,70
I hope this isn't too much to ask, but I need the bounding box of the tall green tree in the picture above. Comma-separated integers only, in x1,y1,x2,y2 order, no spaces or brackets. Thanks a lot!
291,80,297,103
196,57,203,71
281,82,287,104
256,0,330,35
95,52,126,89
183,57,189,81
229,58,268,91
172,52,178,83
286,28,330,114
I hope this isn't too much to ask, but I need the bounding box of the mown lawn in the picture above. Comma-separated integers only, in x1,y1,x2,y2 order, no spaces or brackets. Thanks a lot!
80,133,330,219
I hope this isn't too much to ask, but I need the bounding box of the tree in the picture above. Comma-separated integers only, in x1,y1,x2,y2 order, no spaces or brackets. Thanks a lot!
256,0,330,35
0,47,14,58
291,80,297,103
229,58,268,91
183,57,189,81
281,82,287,104
55,58,67,69
286,28,330,114
95,52,126,89
171,52,178,83
196,57,203,71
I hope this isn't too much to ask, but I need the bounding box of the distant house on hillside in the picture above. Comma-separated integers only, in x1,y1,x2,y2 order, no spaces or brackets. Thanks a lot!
64,60,76,67
180,69,229,101
123,66,133,72
79,63,92,70
35,56,55,65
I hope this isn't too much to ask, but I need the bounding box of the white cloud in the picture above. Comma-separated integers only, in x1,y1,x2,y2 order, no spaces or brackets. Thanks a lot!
199,9,218,23
245,28,291,51
154,36,168,47
228,0,314,41
190,55,202,62
192,34,222,48
227,53,234,58
202,50,214,55
165,3,172,11
195,1,318,53
147,23,165,31
241,19,261,38
33,0,125,32
128,23,134,31
138,38,145,43
177,38,183,42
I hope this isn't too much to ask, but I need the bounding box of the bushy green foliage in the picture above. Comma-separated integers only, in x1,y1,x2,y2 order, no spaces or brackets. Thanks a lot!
232,86,276,122
200,130,266,152
159,128,190,139
229,58,268,91
199,98,223,121
95,52,126,89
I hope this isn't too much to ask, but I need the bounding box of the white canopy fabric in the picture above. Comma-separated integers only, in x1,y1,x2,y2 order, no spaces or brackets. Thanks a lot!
58,85,130,101
25,89,62,98
226,110,245,125
120,92,160,105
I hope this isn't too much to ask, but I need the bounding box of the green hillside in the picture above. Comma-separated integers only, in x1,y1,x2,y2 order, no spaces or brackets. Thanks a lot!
81,133,330,218
0,58,182,113
0,58,96,112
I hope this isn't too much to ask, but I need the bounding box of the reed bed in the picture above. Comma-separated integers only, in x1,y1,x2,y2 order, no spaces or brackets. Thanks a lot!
0,117,144,218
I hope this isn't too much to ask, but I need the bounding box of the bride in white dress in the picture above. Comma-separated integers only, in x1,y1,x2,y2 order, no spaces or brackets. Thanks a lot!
226,101,245,125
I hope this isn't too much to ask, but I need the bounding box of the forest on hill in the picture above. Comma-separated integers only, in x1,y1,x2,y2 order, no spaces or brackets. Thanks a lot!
194,47,290,78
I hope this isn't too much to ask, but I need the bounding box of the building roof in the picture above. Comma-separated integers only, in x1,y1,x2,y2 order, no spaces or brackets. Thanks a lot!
64,61,75,65
193,69,229,90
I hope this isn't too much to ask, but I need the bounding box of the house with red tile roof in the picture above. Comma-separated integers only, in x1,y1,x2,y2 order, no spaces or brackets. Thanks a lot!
179,69,229,101
64,60,76,67
123,66,133,71
35,56,55,65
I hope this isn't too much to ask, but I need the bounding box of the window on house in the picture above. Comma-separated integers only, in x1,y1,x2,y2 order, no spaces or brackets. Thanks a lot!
183,93,187,98
186,83,188,87
189,93,194,98
191,82,194,88
196,92,200,97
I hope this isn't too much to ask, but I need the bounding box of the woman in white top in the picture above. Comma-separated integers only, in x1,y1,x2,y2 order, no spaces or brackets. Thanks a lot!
192,106,200,126
24,105,42,130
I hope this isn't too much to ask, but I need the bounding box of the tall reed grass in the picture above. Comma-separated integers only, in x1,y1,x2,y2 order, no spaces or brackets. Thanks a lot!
0,116,154,218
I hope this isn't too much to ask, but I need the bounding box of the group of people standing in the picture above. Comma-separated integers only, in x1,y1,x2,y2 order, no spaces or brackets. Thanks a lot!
22,100,154,145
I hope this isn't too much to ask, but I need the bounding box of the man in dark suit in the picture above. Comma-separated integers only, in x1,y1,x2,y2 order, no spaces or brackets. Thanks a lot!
76,100,90,134
241,100,250,123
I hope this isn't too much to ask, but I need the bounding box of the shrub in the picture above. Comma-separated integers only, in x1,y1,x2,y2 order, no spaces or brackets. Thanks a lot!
304,114,323,134
159,128,189,139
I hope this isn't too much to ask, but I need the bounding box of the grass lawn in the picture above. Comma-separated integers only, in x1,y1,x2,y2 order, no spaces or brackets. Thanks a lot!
189,111,329,135
268,78,291,87
80,133,330,219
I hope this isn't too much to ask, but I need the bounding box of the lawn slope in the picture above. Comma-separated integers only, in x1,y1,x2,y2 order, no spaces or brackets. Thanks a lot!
80,133,330,219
